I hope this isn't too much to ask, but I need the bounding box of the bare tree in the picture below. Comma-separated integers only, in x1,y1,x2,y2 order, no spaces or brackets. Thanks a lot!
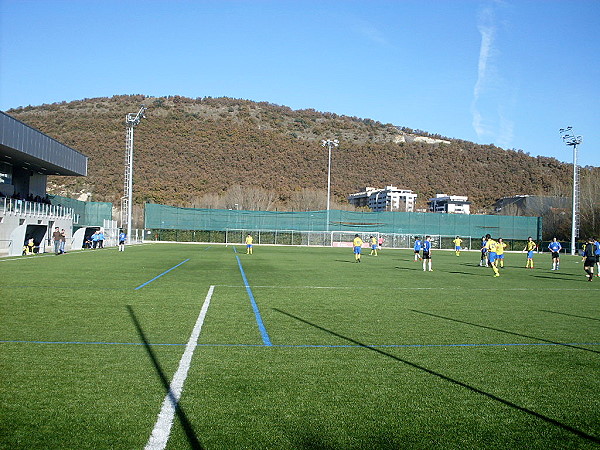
197,192,224,209
223,185,277,211
287,188,327,211
579,168,600,238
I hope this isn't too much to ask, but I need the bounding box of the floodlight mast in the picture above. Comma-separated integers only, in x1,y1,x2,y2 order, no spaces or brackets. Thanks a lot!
559,126,583,256
321,139,339,232
122,105,147,242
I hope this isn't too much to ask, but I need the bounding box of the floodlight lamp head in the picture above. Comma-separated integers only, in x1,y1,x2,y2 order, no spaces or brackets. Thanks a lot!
321,138,340,148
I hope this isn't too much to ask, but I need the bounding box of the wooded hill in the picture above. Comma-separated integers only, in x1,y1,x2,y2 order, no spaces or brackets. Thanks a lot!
6,95,591,213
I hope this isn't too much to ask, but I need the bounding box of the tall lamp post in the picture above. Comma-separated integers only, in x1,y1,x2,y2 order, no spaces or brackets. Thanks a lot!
123,105,146,242
321,139,339,231
559,126,583,256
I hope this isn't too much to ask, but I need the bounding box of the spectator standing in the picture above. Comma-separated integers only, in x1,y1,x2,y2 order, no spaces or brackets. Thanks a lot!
52,227,61,254
98,230,105,249
59,229,67,254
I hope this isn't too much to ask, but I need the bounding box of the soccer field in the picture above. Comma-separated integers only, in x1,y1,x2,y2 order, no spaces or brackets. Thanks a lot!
1,244,599,449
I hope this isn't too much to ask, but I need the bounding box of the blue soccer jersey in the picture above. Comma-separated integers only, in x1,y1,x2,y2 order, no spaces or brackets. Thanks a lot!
414,240,422,251
423,240,431,253
548,241,561,253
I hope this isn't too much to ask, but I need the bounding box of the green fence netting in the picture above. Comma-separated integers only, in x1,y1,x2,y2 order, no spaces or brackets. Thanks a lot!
144,203,541,240
49,195,113,227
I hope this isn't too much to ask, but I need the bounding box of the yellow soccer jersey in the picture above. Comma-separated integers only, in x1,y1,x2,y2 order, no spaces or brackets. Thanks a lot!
525,241,536,251
453,238,462,247
496,242,507,255
371,237,377,245
485,239,498,253
245,236,253,245
353,237,363,247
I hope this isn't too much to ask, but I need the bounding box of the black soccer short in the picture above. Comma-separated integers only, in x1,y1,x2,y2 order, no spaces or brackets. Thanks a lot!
551,252,560,259
584,257,596,267
422,251,431,260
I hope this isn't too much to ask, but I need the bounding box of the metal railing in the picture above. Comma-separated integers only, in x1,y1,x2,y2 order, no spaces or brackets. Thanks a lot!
1,197,78,221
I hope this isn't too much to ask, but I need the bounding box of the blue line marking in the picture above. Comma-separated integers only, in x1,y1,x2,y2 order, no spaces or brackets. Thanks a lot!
134,258,190,290
233,249,272,346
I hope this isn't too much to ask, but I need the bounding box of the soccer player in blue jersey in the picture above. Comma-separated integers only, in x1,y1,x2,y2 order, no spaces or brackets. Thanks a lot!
413,237,422,262
422,236,432,271
594,238,600,277
118,231,127,252
548,238,562,270
480,236,488,267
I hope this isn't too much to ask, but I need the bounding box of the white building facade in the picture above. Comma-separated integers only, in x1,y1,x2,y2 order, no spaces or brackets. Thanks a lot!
428,193,471,214
348,186,417,212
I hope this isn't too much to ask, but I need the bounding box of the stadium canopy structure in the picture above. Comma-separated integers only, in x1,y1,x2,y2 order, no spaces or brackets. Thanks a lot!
0,111,86,188
0,111,88,255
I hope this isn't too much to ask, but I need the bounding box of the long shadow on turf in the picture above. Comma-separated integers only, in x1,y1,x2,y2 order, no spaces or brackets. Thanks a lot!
410,310,600,355
127,305,203,450
532,274,585,281
274,308,600,445
540,310,600,322
448,270,490,277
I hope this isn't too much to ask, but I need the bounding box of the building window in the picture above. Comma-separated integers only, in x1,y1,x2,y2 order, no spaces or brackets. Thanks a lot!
0,162,12,184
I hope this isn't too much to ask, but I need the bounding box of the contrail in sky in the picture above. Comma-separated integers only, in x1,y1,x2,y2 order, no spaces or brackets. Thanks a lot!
472,4,496,138
471,1,515,148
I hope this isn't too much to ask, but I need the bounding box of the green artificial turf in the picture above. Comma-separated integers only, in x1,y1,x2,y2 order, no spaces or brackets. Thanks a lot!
1,244,598,449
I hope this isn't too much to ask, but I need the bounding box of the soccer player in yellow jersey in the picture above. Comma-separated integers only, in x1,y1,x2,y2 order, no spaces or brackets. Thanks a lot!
245,233,253,254
485,234,500,277
495,238,507,268
452,236,463,256
369,236,378,256
353,234,363,262
523,236,537,268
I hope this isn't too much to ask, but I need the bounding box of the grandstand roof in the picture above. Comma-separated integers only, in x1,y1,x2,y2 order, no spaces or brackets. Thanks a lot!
0,111,87,176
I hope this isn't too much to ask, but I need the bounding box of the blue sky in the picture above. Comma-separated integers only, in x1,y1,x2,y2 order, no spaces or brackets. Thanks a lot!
1,0,598,167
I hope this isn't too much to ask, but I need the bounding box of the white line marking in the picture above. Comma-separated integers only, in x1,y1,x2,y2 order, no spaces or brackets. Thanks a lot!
213,285,595,291
145,285,214,450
